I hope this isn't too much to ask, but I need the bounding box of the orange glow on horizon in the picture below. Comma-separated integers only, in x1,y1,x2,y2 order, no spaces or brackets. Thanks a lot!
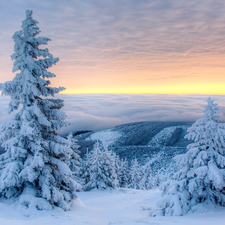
61,83,225,95
1,5,225,97
47,53,225,96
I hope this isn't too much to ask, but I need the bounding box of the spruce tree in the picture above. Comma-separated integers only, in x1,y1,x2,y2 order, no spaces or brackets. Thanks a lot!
67,133,82,191
80,148,91,189
0,10,76,210
140,162,153,190
102,143,119,188
154,173,161,189
118,158,130,188
83,141,118,190
151,98,225,216
128,158,143,189
84,141,104,190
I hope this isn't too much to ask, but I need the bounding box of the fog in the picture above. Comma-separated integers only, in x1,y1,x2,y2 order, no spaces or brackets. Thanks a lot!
1,94,224,135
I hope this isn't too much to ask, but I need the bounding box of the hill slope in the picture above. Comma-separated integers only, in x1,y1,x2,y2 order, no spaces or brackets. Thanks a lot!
75,121,193,179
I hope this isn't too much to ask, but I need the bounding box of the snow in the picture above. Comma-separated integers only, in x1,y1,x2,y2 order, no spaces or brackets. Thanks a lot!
0,188,224,225
87,129,121,145
148,125,187,146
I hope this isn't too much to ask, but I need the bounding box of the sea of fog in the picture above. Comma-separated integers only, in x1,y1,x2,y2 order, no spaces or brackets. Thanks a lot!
0,94,225,134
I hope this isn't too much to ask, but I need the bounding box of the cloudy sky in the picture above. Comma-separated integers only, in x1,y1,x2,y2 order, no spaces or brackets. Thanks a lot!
1,0,225,94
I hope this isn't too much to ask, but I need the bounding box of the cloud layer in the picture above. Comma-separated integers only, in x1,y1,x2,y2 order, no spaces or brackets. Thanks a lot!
1,94,225,134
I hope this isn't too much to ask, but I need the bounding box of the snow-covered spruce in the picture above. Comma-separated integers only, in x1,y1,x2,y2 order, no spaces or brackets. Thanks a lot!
117,158,130,188
128,158,143,190
83,141,119,190
67,133,82,191
140,161,153,190
150,98,225,216
102,142,119,188
80,148,92,189
154,173,161,189
0,10,77,210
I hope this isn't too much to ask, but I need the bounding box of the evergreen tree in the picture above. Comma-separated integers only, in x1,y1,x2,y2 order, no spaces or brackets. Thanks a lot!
80,148,91,189
84,141,104,190
0,10,76,210
128,158,143,189
83,141,118,190
118,158,130,188
154,173,160,188
151,98,225,216
113,152,121,182
140,162,153,190
67,133,82,191
102,142,119,188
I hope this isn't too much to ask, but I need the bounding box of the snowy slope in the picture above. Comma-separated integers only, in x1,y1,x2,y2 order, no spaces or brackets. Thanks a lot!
75,121,192,179
87,129,121,146
148,125,188,146
0,188,224,225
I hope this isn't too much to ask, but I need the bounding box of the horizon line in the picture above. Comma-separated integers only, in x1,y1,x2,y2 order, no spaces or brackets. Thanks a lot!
60,84,225,95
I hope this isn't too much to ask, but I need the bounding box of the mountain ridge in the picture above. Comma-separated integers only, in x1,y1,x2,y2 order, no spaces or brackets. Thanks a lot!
74,121,193,179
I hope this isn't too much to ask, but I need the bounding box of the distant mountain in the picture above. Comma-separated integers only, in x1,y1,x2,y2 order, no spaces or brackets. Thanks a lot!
75,121,193,179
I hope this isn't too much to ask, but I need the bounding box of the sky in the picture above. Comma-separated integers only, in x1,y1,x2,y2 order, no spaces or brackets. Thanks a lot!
1,0,225,94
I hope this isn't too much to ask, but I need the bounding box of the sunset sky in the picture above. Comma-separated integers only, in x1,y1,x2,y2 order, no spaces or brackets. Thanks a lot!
1,0,225,94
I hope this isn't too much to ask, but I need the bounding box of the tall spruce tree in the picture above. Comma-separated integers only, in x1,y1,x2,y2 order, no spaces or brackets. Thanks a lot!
0,10,76,210
150,98,225,216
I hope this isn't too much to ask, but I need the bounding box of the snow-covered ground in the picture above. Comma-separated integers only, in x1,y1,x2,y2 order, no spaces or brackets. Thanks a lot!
148,126,180,146
0,188,224,225
87,129,121,145
147,125,188,147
